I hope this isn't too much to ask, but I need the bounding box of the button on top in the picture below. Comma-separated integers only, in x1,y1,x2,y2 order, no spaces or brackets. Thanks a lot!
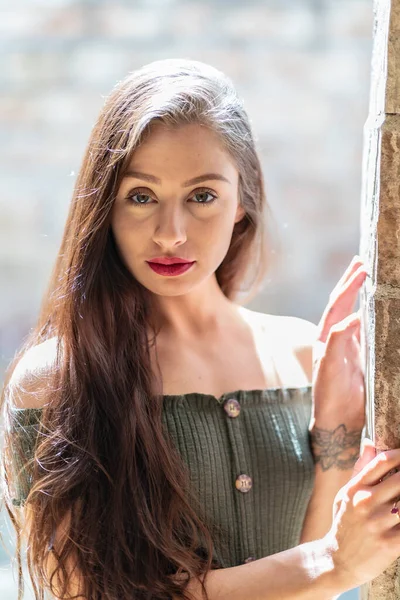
223,398,241,418
235,474,252,493
243,556,256,564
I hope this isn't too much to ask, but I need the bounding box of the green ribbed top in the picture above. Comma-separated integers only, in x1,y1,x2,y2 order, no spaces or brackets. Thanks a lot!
7,385,315,568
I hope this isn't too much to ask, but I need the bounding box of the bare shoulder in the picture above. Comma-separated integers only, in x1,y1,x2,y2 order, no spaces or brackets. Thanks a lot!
238,306,318,384
238,306,318,341
279,314,319,345
7,336,59,409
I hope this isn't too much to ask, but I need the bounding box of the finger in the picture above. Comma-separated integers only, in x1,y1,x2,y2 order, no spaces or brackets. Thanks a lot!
367,500,400,533
319,269,367,341
383,520,400,539
352,437,376,477
327,267,366,318
333,255,364,293
354,448,400,487
326,311,361,341
313,313,360,365
342,311,362,350
344,318,361,348
370,469,400,506
352,317,361,345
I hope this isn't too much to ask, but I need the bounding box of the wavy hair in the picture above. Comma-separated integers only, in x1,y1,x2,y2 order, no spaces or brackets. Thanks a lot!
1,58,277,599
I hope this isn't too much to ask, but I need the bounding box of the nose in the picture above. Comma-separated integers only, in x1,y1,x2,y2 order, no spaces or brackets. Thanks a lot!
152,206,187,249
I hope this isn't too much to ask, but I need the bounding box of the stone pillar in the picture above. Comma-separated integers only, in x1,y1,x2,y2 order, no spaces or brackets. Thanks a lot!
359,0,400,598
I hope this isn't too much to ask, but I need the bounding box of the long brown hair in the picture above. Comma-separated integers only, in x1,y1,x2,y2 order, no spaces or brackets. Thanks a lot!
1,58,277,599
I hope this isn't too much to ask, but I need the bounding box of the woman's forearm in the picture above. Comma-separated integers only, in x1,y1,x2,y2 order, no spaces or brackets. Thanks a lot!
300,466,354,543
179,538,349,600
300,422,363,543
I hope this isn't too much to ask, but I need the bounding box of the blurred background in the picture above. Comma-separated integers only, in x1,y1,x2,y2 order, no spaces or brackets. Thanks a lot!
0,0,373,597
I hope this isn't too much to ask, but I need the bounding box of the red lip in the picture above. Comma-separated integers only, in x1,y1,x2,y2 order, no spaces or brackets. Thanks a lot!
147,257,195,265
147,261,195,277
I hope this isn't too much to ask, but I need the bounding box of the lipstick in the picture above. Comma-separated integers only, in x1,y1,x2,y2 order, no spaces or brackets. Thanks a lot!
146,261,195,277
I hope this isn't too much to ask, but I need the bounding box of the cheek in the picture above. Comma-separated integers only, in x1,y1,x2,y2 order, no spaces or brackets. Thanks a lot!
110,213,141,259
201,213,237,257
111,204,147,233
205,208,238,236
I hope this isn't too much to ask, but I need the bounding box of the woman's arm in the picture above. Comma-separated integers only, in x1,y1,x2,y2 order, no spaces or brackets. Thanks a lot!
178,538,345,600
21,507,347,600
300,429,361,543
21,505,87,600
291,320,362,543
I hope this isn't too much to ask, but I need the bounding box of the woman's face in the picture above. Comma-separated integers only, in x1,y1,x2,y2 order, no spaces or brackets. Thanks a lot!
111,121,245,297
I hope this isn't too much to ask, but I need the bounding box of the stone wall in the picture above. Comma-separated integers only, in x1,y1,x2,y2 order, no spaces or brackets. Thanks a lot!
360,0,400,597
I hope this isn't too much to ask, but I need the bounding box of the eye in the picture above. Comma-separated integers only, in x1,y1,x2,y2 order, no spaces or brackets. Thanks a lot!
124,187,217,206
190,188,217,206
125,188,155,205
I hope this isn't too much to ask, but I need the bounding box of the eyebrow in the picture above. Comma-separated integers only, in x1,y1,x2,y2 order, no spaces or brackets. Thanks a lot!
122,170,231,187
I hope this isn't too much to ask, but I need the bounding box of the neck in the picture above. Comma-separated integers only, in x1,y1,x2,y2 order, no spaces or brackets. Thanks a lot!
149,275,241,339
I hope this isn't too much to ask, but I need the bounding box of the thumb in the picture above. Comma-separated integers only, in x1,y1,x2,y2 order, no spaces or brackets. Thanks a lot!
352,437,376,477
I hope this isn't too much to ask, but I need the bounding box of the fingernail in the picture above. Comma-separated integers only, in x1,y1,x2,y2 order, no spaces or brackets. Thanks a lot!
348,316,360,330
361,437,373,454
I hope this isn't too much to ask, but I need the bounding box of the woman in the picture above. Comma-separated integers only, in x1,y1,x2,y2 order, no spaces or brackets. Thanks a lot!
1,58,400,600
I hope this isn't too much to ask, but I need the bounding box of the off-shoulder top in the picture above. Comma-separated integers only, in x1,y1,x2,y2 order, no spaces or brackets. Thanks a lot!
6,385,315,568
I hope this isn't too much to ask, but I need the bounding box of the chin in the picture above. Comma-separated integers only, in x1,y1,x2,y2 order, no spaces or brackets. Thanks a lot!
141,273,207,297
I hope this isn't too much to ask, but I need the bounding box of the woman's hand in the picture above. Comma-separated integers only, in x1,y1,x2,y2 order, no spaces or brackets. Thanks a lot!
309,255,369,470
324,444,400,590
311,255,368,429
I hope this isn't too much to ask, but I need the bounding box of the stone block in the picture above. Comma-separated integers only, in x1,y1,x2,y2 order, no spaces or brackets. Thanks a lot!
376,118,400,285
386,0,400,114
373,297,400,449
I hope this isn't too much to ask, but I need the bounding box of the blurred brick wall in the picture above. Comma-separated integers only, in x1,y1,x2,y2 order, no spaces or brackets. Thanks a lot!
0,0,373,375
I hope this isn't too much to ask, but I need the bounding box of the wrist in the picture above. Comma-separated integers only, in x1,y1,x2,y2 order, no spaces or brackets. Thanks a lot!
310,414,365,432
308,423,362,471
318,533,357,596
302,537,352,599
